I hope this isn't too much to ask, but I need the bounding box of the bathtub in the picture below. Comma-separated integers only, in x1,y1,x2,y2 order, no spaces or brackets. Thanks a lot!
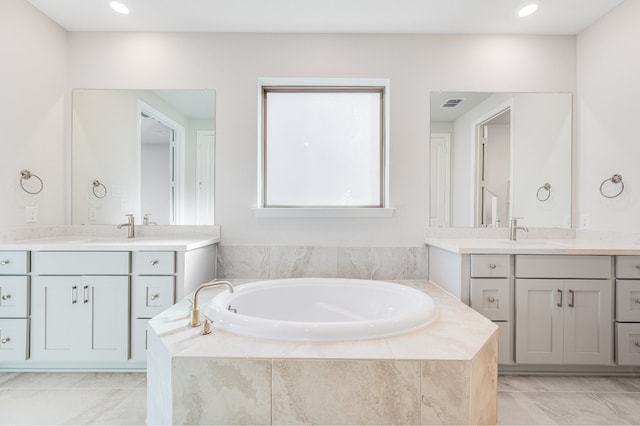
205,278,437,341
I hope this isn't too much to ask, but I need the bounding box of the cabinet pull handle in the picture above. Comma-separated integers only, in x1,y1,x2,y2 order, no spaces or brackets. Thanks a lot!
635,298,640,304
568,289,575,308
150,293,159,301
150,260,159,266
557,289,563,307
1,337,10,344
0,260,9,265
72,286,78,304
635,265,640,269
635,342,640,348
487,296,496,303
1,294,11,300
83,285,89,304
489,263,497,269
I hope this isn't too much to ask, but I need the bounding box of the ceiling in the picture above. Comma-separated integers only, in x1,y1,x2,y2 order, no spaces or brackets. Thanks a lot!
27,0,625,34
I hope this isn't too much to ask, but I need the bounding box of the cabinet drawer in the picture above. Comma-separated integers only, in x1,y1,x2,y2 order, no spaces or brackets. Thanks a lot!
131,318,150,361
32,251,130,275
133,276,175,318
0,251,29,274
0,318,29,361
515,255,612,279
616,322,640,365
134,251,175,275
471,255,510,278
470,278,510,321
616,280,640,322
497,321,513,365
0,276,29,317
616,256,640,279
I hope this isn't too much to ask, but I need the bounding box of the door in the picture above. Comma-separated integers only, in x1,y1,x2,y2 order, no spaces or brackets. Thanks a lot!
515,279,564,364
563,280,613,364
430,133,450,227
85,276,129,360
196,130,215,225
31,276,86,361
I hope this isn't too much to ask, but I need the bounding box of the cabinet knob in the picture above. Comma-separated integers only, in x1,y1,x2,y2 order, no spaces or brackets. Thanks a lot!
150,294,159,301
0,260,9,265
487,297,496,303
1,337,10,344
1,294,11,300
635,298,640,304
150,260,159,266
635,341,640,348
635,265,640,269
489,263,497,269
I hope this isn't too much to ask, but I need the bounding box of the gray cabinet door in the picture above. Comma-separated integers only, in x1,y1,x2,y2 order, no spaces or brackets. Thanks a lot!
515,279,564,364
563,280,613,365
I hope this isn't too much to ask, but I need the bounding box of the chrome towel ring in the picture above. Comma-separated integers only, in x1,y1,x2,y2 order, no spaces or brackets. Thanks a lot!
19,169,43,195
537,183,551,202
600,174,624,198
92,180,107,198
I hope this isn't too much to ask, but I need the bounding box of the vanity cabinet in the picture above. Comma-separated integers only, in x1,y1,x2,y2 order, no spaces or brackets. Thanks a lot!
30,251,130,362
514,255,614,365
469,254,513,364
0,251,30,362
615,256,640,365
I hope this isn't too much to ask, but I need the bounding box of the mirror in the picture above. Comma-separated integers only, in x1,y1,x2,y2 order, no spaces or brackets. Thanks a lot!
430,92,572,228
72,89,215,225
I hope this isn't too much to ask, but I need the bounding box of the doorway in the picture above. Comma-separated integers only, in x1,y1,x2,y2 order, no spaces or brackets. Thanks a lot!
475,108,511,227
139,103,185,225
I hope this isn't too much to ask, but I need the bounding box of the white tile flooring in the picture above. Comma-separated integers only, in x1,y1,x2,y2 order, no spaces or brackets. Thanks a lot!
1,372,640,425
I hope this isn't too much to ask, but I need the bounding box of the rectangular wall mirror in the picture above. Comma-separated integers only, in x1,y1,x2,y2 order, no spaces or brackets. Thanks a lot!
72,89,215,225
430,91,572,228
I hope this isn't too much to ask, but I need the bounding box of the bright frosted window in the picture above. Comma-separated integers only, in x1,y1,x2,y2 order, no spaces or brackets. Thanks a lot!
263,88,384,207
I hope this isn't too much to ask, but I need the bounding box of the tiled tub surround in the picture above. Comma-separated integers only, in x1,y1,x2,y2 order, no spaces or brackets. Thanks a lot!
216,245,429,280
147,280,498,425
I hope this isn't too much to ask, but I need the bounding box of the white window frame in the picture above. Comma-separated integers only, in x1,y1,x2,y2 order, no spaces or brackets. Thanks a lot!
254,77,393,218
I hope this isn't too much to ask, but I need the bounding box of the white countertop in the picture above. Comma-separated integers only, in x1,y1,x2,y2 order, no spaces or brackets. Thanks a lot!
0,235,220,251
425,237,640,255
149,280,497,361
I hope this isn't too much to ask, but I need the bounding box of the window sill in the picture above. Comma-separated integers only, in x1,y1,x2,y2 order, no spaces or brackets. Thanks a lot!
252,208,396,219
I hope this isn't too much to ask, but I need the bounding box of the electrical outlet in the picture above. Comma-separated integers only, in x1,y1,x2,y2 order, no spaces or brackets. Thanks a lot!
26,206,39,223
88,207,97,221
580,214,591,229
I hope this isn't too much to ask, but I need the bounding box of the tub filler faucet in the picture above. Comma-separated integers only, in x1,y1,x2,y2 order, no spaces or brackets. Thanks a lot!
117,213,135,238
509,217,529,241
190,281,234,328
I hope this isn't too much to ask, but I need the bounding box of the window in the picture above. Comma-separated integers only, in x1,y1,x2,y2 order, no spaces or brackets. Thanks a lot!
257,78,391,217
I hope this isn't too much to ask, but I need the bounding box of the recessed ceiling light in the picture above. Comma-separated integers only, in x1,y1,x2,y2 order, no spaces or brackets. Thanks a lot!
517,2,539,18
110,1,130,15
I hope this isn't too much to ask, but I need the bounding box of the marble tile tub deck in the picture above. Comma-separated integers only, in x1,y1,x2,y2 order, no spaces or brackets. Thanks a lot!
1,373,640,425
147,280,498,425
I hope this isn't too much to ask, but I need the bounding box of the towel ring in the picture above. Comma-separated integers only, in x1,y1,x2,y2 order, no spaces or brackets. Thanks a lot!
92,180,107,198
19,169,43,195
599,174,624,198
537,183,551,202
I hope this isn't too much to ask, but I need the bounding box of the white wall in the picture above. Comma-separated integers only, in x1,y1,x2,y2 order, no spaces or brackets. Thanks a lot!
67,33,575,245
577,0,640,232
0,0,67,227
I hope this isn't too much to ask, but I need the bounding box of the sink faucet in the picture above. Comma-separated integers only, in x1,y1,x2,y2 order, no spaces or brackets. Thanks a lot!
143,214,157,225
189,281,234,327
117,213,135,238
509,217,529,241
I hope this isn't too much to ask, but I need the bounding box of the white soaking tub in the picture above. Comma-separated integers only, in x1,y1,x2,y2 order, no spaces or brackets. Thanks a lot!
206,278,437,341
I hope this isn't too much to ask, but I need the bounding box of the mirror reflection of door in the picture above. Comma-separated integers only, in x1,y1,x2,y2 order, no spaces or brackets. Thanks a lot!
430,133,451,227
140,108,182,225
476,108,510,227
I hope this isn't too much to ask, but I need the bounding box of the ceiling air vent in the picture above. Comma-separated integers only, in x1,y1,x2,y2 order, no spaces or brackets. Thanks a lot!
441,98,465,108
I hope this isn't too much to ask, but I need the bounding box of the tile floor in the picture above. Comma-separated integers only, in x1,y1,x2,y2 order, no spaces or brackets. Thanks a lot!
1,372,639,425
